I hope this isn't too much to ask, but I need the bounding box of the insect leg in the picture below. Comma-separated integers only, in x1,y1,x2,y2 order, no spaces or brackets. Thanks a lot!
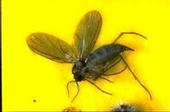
103,57,127,76
104,66,127,76
85,79,112,95
103,57,122,72
113,32,147,43
66,80,80,102
99,76,113,83
120,56,152,100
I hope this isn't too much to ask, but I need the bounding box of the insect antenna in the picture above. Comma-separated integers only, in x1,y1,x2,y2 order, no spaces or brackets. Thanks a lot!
120,56,152,100
85,79,112,95
66,80,80,102
113,32,147,43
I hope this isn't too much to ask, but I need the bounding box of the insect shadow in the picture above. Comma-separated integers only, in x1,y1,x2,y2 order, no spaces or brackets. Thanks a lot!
27,10,152,102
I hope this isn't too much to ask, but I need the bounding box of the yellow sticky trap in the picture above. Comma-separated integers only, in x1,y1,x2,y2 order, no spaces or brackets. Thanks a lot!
2,0,170,111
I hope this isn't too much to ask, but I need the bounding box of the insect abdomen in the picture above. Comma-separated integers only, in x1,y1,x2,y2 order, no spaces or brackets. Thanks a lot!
86,44,132,66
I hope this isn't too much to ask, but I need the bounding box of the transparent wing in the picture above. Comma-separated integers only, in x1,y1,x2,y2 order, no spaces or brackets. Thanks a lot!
84,56,124,80
74,10,102,59
103,57,127,75
27,32,76,63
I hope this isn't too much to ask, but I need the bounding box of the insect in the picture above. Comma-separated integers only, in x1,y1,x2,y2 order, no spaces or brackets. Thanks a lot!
27,10,152,102
112,103,140,112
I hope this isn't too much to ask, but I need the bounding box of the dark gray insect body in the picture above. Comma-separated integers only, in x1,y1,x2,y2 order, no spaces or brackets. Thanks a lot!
73,44,132,81
27,10,152,102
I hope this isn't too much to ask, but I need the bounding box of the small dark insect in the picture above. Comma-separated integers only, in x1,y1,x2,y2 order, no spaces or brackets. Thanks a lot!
27,10,152,102
112,103,140,112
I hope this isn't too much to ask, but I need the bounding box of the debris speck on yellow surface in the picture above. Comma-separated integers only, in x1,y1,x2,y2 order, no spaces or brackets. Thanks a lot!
2,0,170,111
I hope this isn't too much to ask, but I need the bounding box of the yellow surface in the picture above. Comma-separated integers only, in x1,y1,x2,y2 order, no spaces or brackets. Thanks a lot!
2,0,170,111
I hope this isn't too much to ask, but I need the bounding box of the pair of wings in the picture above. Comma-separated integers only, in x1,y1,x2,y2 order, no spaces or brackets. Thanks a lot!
27,10,102,63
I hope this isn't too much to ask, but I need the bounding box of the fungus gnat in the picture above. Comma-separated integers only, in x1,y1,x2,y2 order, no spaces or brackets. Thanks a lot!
27,10,152,102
